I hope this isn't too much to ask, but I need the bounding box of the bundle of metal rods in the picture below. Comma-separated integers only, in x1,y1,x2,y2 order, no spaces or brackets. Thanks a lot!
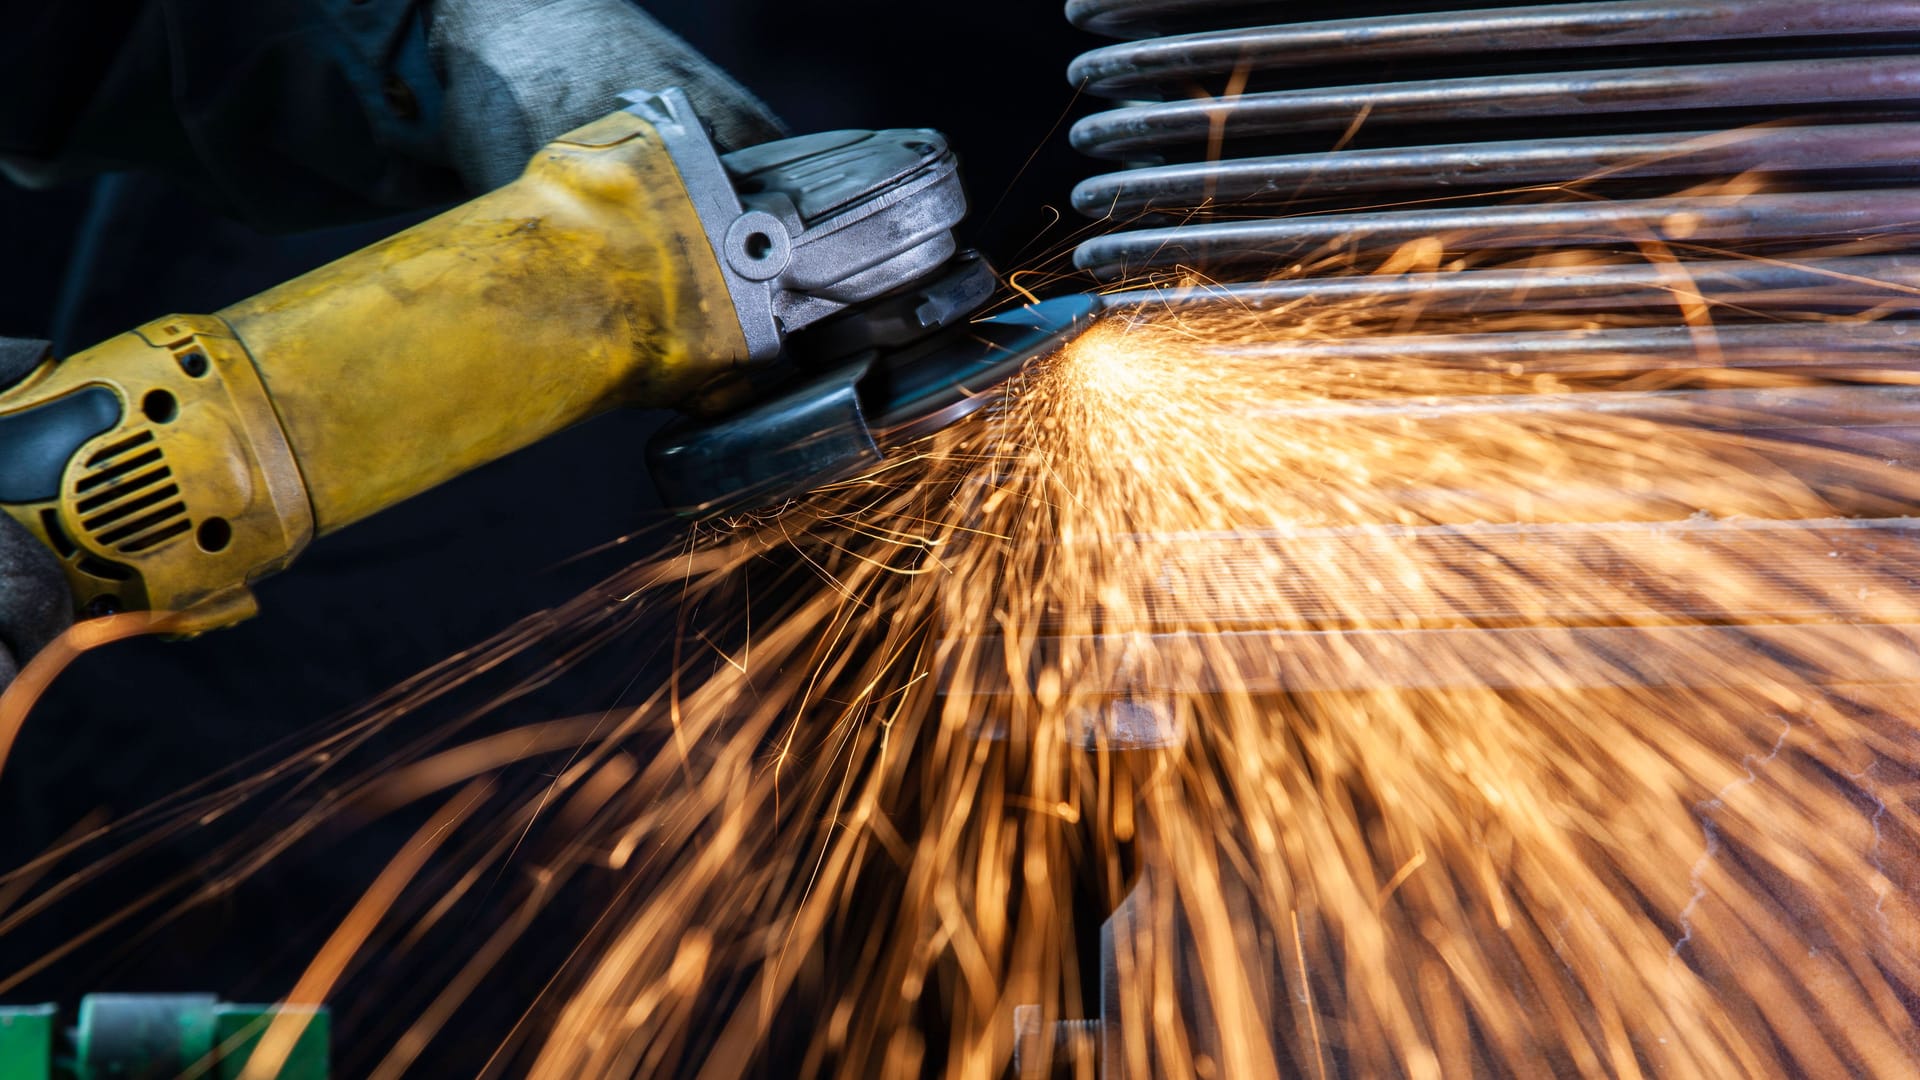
1022,9,1920,1074
1069,0,1920,289
1060,0,1920,680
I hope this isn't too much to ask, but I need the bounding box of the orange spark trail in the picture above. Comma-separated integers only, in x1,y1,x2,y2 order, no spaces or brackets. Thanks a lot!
509,283,1920,1076
10,252,1920,1078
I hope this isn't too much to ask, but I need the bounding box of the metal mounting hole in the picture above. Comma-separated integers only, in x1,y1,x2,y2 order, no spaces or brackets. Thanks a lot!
724,212,790,281
197,517,232,553
178,352,209,377
142,389,178,424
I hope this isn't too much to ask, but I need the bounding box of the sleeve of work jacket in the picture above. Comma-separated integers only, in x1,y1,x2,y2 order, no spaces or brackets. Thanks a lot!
0,339,73,687
0,0,464,230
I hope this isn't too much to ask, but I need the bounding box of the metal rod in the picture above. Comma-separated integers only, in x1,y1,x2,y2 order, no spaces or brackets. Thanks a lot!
1189,322,1920,378
1030,518,1920,629
1074,124,1920,216
946,623,1920,693
1076,190,1920,277
1072,2,1920,96
1098,255,1920,313
1073,57,1920,159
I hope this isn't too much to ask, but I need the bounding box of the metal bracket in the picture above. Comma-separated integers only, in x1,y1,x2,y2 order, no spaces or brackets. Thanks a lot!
621,89,969,362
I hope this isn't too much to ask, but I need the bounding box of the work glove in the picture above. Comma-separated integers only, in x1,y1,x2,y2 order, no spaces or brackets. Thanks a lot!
0,340,73,688
430,0,788,194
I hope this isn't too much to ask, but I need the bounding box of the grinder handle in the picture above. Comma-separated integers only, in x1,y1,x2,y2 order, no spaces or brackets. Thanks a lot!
0,108,748,633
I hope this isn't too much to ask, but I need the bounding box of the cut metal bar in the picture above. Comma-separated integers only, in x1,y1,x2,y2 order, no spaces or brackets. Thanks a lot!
1191,322,1920,378
1072,57,1920,159
1074,124,1920,215
1076,190,1920,277
1242,383,1920,427
946,623,1920,693
1097,255,1920,312
1043,518,1920,630
1072,2,1920,96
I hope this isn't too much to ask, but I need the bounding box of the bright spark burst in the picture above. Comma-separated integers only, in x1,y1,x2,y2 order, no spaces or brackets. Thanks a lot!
522,287,1920,1076
9,251,1920,1078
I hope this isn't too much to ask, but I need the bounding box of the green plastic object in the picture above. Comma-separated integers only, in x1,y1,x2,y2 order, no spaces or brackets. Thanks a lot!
209,1004,328,1080
0,1006,55,1080
0,996,327,1080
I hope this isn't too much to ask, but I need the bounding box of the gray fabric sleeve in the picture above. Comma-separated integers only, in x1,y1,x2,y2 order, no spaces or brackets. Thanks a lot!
0,339,73,683
0,513,71,683
430,0,786,192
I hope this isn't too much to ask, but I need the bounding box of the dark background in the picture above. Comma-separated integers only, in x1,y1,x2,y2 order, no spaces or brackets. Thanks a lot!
0,0,1099,1066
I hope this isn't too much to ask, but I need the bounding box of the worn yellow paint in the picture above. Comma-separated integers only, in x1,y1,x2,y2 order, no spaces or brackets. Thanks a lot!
222,109,745,532
0,109,746,631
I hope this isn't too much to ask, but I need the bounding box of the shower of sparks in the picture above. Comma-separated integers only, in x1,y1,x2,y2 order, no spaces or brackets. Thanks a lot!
10,246,1920,1077
519,294,1920,1079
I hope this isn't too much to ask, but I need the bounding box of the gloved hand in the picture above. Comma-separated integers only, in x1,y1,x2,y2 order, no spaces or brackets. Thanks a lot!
0,340,72,687
431,0,788,193
0,515,69,687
